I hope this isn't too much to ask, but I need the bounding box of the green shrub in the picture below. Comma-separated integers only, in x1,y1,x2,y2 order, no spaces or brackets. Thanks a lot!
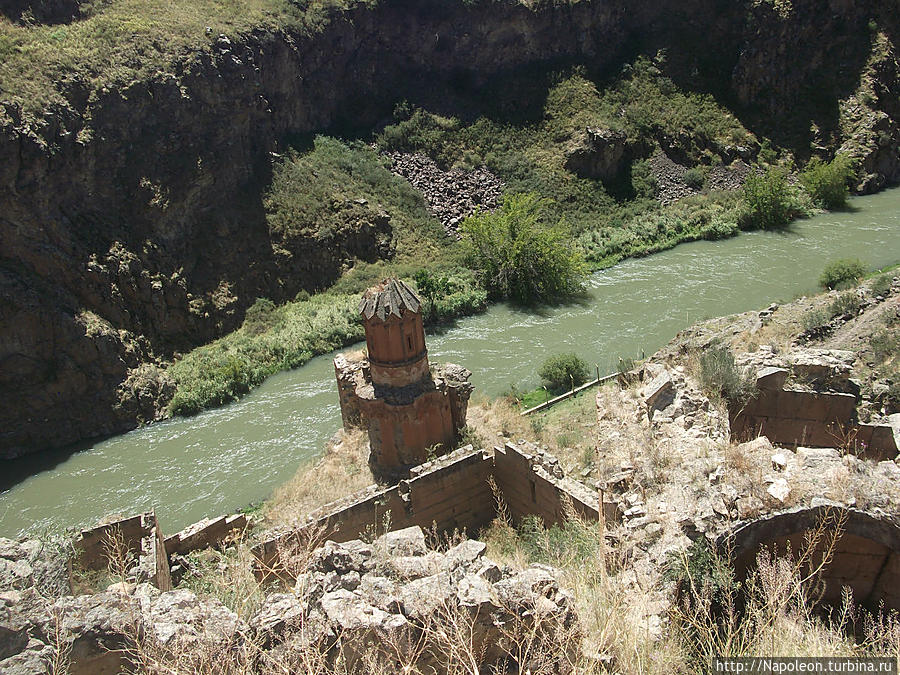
870,273,893,298
538,353,590,394
885,382,900,412
242,298,277,336
665,537,738,610
741,165,795,229
515,514,603,568
460,193,586,304
682,166,706,190
631,159,658,199
800,154,855,209
801,307,831,332
698,343,755,406
819,258,866,289
827,291,861,318
871,329,899,362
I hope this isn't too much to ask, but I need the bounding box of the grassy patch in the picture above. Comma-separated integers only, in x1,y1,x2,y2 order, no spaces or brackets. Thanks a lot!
0,0,368,114
577,191,745,267
266,136,449,268
167,271,486,415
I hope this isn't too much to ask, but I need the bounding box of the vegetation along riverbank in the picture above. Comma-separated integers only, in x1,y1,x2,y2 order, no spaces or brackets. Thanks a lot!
2,0,898,458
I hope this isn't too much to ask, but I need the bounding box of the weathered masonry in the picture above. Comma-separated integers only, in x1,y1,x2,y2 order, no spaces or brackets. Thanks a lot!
335,278,473,479
252,441,620,575
721,505,900,612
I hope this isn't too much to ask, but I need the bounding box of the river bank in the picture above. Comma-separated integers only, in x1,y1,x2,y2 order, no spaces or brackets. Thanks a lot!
2,187,899,537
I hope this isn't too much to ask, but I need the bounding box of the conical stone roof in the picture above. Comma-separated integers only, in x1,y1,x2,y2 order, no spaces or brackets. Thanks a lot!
359,278,422,321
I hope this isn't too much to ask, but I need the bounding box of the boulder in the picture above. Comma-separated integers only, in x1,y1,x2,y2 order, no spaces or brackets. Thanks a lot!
642,370,675,417
373,526,427,557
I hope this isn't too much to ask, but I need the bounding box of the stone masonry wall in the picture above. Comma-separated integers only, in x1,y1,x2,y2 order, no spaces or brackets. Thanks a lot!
252,442,610,576
73,511,172,591
731,368,899,460
723,505,900,611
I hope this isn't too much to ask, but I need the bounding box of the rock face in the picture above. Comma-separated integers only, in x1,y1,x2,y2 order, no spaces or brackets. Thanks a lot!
563,128,643,183
2,0,898,457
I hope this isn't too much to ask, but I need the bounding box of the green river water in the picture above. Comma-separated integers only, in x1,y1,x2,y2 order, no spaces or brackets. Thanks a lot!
2,188,900,537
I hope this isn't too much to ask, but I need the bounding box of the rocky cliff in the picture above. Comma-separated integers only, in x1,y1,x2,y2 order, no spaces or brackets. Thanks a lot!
1,0,898,457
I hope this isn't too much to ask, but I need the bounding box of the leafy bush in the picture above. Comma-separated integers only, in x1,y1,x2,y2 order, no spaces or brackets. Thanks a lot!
871,329,899,362
682,167,706,190
886,382,900,413
741,165,795,229
665,537,738,609
870,273,894,298
819,258,866,289
827,291,861,318
242,298,278,336
460,193,586,304
538,353,590,394
698,343,755,406
801,307,831,332
514,514,604,568
800,154,855,209
631,159,658,199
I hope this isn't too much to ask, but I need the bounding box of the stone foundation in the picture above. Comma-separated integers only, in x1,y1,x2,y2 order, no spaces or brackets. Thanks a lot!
252,442,617,577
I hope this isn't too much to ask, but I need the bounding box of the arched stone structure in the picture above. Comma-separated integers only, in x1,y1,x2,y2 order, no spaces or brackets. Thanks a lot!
719,504,900,611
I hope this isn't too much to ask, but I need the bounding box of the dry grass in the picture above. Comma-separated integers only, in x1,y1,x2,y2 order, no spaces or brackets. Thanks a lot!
467,388,600,473
264,428,375,529
480,503,900,674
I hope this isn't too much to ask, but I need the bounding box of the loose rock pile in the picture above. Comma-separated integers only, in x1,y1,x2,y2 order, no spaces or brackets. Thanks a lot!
251,525,579,672
386,152,504,236
0,527,579,674
650,152,751,205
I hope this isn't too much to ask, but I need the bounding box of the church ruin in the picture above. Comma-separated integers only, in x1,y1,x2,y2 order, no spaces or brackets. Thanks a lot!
334,278,473,479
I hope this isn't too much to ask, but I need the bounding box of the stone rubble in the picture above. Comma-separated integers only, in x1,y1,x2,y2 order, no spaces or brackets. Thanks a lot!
386,152,504,236
0,526,578,673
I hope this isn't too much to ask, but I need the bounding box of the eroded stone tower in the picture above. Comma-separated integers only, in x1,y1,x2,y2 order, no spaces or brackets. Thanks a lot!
334,278,473,479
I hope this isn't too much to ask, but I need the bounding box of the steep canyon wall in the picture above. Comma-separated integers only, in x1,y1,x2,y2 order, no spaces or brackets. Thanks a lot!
1,0,897,456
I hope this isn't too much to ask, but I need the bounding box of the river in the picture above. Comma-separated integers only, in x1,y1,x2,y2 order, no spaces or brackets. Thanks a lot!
2,188,900,537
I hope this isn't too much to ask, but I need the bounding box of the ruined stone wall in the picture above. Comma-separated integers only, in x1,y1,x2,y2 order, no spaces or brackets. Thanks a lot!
334,353,366,429
731,386,898,460
493,443,606,528
74,511,172,591
253,442,611,576
164,514,248,557
723,505,900,611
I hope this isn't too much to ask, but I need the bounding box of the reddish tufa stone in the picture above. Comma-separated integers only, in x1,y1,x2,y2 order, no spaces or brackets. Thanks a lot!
335,278,473,480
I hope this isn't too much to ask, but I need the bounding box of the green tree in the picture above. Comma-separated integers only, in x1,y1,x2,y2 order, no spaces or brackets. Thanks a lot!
538,353,590,394
800,154,855,209
413,268,450,317
741,165,794,229
460,193,586,304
